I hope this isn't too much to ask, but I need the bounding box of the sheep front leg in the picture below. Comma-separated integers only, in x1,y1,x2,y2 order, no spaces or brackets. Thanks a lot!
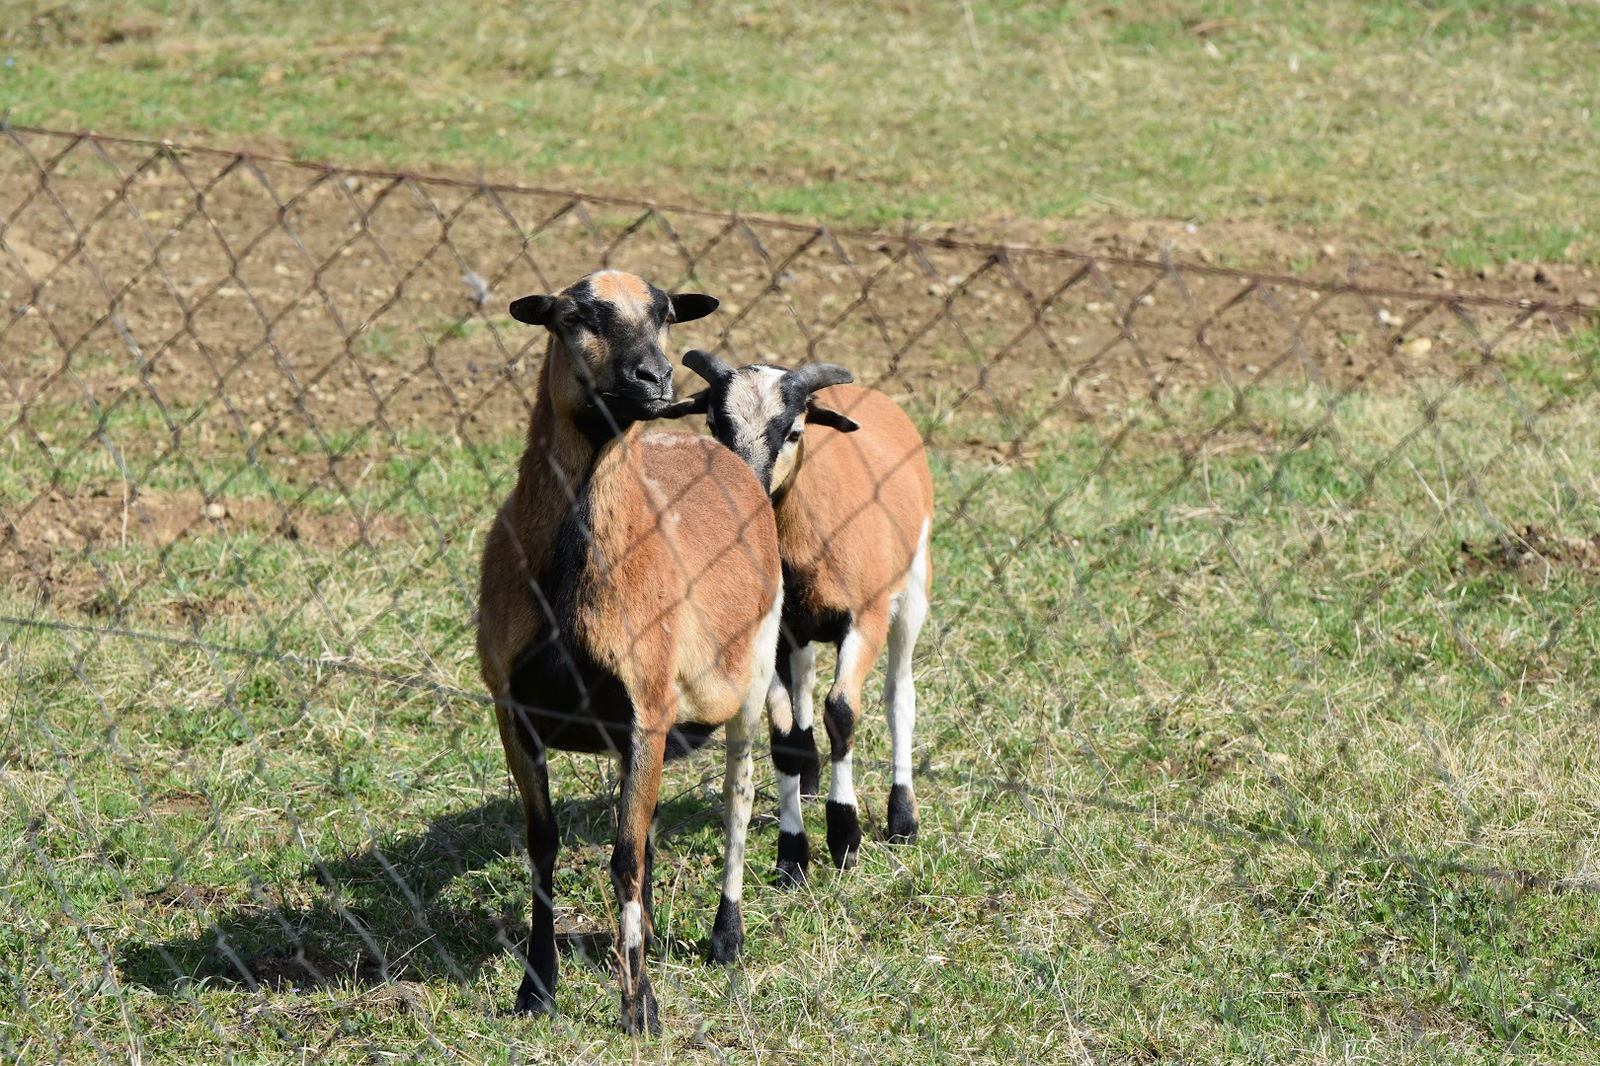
613,725,667,1036
498,705,560,1016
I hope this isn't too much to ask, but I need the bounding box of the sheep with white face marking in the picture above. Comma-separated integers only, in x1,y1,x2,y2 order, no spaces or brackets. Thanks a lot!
477,274,782,1035
664,351,934,884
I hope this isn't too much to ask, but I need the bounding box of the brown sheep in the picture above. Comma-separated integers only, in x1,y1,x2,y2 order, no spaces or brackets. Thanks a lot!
478,274,782,1034
664,351,934,884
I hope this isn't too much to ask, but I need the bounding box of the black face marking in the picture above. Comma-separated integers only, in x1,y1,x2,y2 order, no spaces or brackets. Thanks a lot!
548,274,681,432
695,366,803,489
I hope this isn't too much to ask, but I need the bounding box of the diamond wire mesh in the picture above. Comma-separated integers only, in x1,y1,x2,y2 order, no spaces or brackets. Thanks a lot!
2,125,1599,1062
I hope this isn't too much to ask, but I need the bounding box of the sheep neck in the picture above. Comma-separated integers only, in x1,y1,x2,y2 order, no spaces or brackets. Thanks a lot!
508,338,638,573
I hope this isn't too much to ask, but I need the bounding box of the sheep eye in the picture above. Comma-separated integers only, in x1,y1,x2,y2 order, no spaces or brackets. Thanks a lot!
786,428,803,444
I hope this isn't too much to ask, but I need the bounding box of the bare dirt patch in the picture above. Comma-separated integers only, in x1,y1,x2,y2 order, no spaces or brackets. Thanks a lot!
1,485,413,608
3,486,406,557
2,133,1594,460
1458,525,1600,582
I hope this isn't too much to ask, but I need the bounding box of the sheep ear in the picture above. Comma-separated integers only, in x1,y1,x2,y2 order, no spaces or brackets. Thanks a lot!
509,295,556,325
805,402,860,433
670,293,719,323
654,390,711,420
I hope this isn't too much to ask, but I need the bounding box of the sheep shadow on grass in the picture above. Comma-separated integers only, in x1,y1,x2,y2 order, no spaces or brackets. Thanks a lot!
117,789,725,998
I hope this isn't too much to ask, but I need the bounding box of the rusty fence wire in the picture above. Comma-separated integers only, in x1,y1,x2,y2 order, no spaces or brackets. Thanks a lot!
3,124,1600,1063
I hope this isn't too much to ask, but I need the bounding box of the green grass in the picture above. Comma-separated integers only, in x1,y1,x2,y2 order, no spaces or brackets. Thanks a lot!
5,361,1600,1062
4,1,1598,264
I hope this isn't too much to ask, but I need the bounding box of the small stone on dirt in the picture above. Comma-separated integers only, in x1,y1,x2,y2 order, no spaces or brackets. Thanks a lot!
204,502,227,521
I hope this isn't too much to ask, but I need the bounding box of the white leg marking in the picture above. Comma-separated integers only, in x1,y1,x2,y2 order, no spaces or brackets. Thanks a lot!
777,772,804,834
622,900,644,952
829,751,856,807
721,691,757,905
724,588,780,906
789,643,817,732
827,628,866,805
886,519,931,788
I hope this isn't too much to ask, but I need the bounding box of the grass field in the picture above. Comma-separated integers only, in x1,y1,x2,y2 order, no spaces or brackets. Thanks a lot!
5,2,1600,1063
4,0,1599,266
5,349,1600,1061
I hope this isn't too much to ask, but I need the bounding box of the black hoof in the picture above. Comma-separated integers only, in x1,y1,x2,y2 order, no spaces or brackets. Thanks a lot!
513,973,554,1016
709,893,743,965
774,830,810,888
621,981,661,1037
774,859,808,888
886,783,919,845
825,800,861,870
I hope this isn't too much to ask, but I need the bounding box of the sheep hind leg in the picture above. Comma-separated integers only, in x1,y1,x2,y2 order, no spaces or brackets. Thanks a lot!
768,672,812,888
883,564,929,845
824,618,886,870
782,642,821,797
710,676,760,963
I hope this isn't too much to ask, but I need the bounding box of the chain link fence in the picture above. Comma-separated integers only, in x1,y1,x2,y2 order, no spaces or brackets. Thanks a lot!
3,125,1599,1062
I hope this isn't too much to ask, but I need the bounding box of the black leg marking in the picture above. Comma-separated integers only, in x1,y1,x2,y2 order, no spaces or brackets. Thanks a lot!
708,893,744,965
771,725,821,798
774,829,810,888
822,692,860,869
514,763,559,1016
825,800,861,870
642,807,657,946
798,736,821,797
822,693,855,751
514,829,558,1015
886,783,918,845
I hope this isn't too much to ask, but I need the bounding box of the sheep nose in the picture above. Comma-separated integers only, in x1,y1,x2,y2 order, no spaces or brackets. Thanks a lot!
634,354,670,387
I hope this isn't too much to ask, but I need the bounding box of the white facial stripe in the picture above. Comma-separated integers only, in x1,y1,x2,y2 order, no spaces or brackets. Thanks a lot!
721,367,789,466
